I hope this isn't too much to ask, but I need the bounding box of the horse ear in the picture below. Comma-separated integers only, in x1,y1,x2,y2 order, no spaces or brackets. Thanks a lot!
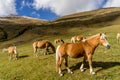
104,32,106,34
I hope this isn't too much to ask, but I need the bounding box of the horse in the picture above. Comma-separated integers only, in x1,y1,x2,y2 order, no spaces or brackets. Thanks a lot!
116,33,120,43
56,33,110,76
33,40,56,57
71,35,86,43
3,45,18,61
54,38,64,44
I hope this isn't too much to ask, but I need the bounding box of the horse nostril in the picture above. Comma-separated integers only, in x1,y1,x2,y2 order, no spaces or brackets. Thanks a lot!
107,45,110,49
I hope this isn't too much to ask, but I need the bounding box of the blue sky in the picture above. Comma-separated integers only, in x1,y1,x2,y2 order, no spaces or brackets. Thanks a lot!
0,0,120,21
15,0,58,20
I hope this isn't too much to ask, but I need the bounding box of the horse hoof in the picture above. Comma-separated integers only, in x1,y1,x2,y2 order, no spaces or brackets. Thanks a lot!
60,73,63,77
70,71,73,74
90,72,96,75
68,70,73,74
80,69,85,72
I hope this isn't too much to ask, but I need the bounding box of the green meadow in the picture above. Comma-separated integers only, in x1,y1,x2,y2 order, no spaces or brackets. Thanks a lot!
0,24,120,80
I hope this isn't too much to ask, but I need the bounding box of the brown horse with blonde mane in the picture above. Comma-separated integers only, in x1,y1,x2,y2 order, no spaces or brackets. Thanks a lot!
71,35,86,43
33,40,55,57
116,33,120,43
56,33,110,76
54,38,64,44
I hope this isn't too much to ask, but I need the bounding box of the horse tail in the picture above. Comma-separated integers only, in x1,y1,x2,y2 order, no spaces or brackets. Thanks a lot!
56,45,60,71
49,42,56,53
2,48,8,53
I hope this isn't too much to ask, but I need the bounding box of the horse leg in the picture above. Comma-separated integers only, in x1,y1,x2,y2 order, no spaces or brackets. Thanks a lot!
14,53,18,60
14,49,18,60
117,38,119,44
117,38,118,44
80,56,86,72
46,48,49,55
87,55,95,74
9,53,12,61
64,56,73,74
44,49,47,55
118,39,120,44
15,54,18,60
34,47,38,57
44,44,49,55
58,57,64,76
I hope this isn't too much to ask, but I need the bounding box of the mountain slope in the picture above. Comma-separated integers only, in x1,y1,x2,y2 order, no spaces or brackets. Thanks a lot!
0,16,49,41
52,7,120,27
0,7,120,43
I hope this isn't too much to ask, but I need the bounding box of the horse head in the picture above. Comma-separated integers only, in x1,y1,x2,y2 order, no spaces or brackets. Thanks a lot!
99,33,110,49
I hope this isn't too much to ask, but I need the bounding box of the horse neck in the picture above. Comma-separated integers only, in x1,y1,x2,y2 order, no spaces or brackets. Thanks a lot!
49,42,56,53
86,35,100,49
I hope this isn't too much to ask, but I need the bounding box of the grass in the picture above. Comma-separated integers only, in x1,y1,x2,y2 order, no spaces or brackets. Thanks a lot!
0,23,120,80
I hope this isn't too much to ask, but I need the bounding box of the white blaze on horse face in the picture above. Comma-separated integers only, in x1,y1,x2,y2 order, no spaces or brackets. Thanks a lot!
100,34,110,48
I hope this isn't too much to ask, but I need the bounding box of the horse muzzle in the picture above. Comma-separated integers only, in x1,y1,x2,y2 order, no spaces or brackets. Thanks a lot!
106,44,110,49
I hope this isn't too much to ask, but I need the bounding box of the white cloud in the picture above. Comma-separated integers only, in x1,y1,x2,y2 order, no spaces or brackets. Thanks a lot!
20,0,25,10
0,0,17,17
31,11,40,17
20,0,32,10
33,0,120,16
104,0,120,7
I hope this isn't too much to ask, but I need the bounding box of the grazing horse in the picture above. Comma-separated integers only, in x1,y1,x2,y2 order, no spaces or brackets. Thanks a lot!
71,35,86,43
117,33,120,43
56,33,110,76
3,46,18,61
33,40,56,56
54,38,64,44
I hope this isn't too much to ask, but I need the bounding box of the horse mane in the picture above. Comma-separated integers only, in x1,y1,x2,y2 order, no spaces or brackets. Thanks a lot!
54,38,64,44
61,40,64,43
87,33,101,40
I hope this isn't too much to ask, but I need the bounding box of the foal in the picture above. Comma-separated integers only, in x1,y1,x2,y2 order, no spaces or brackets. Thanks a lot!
3,46,18,60
117,33,120,43
33,40,55,57
71,35,86,43
56,33,110,76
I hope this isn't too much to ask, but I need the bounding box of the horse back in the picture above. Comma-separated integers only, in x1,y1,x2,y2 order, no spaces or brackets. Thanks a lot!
8,46,16,53
34,40,48,48
58,42,85,58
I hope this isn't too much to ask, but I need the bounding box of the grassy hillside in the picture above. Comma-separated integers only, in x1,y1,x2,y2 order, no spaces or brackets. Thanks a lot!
0,7,120,80
0,7,120,48
0,24,120,80
0,7,120,43
0,16,48,42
